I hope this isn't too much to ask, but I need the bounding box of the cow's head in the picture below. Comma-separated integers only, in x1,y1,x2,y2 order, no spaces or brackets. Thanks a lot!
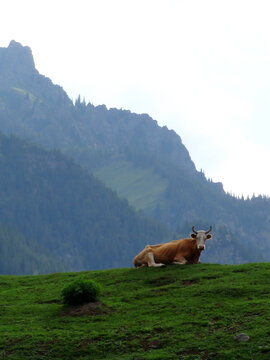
190,226,212,251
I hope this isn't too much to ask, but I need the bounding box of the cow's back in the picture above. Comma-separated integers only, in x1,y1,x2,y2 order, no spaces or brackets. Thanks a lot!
152,238,196,263
150,240,182,264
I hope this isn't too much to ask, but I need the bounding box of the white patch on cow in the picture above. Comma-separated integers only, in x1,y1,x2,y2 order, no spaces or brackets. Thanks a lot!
147,252,165,267
195,231,208,251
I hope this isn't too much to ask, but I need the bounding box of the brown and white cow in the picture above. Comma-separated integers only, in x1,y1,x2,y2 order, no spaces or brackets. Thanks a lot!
133,226,212,268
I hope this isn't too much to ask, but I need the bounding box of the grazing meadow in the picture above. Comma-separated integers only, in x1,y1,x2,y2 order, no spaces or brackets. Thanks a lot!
1,263,270,359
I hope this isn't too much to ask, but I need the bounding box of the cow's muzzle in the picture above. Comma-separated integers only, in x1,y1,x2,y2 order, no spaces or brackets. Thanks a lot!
198,245,205,251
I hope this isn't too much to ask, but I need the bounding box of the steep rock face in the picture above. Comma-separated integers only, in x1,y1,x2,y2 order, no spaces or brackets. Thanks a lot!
0,40,71,104
107,109,195,173
71,105,196,173
0,40,36,79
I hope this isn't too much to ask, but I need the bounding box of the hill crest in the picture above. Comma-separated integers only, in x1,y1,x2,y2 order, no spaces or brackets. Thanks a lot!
0,263,269,359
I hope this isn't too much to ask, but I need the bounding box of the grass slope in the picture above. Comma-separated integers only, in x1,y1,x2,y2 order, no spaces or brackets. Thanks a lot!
1,263,270,359
93,160,168,212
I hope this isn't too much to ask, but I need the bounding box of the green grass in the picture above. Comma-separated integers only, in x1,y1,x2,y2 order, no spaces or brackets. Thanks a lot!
1,263,270,359
93,160,167,212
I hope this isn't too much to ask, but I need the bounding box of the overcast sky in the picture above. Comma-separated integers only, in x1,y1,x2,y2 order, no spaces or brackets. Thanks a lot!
1,0,270,197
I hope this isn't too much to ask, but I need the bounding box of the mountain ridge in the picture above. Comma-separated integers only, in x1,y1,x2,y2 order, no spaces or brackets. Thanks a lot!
0,41,222,220
0,41,196,172
0,40,270,265
0,40,71,105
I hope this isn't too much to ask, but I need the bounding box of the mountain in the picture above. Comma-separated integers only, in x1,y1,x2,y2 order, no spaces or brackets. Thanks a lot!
0,40,270,265
0,131,168,274
0,41,196,219
0,40,70,104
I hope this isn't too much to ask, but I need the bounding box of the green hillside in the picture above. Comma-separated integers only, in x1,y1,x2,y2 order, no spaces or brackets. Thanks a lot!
1,263,270,359
93,160,168,212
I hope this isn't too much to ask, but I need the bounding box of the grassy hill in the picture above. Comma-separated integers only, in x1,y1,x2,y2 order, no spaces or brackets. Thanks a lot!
93,160,168,213
1,263,270,359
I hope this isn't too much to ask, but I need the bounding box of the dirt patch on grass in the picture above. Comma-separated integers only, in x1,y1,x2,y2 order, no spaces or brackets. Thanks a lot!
209,316,221,324
64,301,110,316
182,279,199,286
79,336,102,348
140,337,162,350
36,299,61,304
179,349,215,359
180,348,200,356
121,298,130,303
36,339,59,354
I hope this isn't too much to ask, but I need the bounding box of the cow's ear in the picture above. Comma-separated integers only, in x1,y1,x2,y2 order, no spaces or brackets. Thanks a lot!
190,233,196,238
206,234,212,239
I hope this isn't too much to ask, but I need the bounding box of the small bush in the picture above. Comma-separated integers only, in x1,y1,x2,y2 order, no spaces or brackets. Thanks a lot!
61,279,101,306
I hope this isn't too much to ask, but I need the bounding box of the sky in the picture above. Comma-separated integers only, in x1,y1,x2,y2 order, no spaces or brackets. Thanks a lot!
1,0,270,197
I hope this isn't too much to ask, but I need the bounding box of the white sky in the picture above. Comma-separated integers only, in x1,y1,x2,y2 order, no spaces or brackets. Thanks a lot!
1,0,270,197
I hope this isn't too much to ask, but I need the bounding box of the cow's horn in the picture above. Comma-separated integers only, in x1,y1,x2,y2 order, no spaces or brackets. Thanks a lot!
192,226,198,234
205,226,212,234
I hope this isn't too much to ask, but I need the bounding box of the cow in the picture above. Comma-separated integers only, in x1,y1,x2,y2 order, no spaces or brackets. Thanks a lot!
133,226,212,268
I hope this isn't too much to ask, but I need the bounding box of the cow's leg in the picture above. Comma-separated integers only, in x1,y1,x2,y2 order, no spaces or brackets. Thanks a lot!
192,253,201,264
172,256,187,265
135,263,147,269
147,252,166,267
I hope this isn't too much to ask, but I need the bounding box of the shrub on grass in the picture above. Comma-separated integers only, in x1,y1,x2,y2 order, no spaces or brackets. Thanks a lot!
61,279,101,306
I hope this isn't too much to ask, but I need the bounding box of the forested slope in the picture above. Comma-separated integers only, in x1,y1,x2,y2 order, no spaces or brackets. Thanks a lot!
0,132,168,274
